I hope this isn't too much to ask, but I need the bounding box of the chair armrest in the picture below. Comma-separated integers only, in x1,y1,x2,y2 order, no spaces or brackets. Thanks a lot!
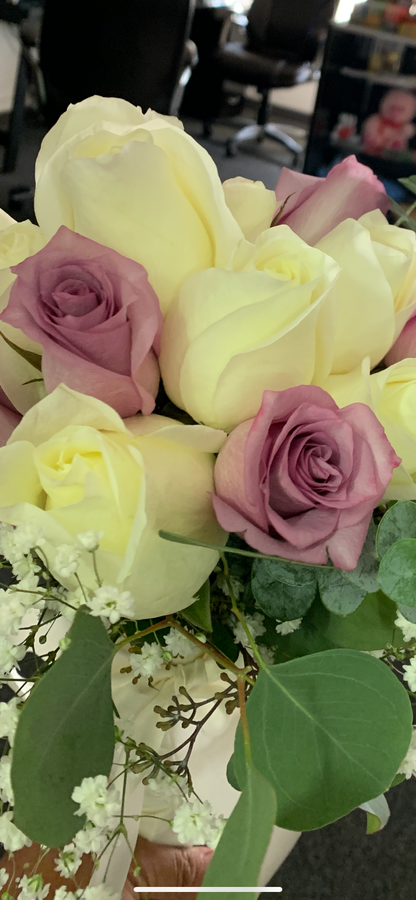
183,38,198,70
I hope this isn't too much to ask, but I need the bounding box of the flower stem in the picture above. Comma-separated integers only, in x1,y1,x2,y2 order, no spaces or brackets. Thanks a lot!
166,614,255,684
220,552,265,670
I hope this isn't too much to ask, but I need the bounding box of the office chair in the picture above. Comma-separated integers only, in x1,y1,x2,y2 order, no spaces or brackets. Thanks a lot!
212,0,336,163
40,0,197,127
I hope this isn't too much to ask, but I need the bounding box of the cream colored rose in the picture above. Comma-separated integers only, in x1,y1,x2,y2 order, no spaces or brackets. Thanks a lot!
316,210,416,374
159,225,339,432
0,214,46,412
324,357,416,500
222,177,277,242
0,385,227,615
34,96,243,315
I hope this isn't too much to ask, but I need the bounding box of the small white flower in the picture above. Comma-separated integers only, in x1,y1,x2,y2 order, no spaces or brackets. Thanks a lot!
364,649,385,659
82,886,119,900
76,530,104,552
146,770,190,803
398,727,416,779
0,755,14,804
171,798,225,848
0,697,20,746
403,657,416,692
54,843,82,877
73,822,109,855
53,889,77,900
130,642,164,679
72,775,120,828
0,867,9,889
217,573,243,599
63,586,88,621
17,874,50,900
87,585,135,624
14,573,43,608
275,618,302,636
163,628,195,660
395,611,416,644
54,545,81,579
233,612,265,649
0,590,27,635
0,523,44,565
258,644,275,665
0,635,25,676
0,811,32,851
12,557,40,581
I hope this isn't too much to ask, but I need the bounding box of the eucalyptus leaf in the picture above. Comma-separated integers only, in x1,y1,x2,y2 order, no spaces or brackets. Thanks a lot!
377,539,416,606
182,580,212,631
398,175,416,195
376,501,416,559
388,196,416,231
0,330,42,372
252,558,317,621
359,793,390,834
311,591,401,650
201,764,276,897
232,650,412,831
12,610,115,847
398,605,416,624
342,521,379,593
317,567,367,616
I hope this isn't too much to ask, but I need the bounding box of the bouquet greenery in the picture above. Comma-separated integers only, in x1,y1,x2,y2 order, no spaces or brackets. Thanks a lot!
0,97,415,899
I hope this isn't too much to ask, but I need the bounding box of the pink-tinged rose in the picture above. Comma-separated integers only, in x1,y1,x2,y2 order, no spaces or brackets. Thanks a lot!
385,313,416,366
212,386,400,569
275,156,390,245
0,400,20,446
0,226,163,418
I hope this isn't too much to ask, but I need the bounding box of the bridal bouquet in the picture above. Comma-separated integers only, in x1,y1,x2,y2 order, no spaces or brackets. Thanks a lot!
0,96,416,899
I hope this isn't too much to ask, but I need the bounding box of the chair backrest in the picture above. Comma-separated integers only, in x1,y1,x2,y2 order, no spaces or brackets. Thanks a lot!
40,0,195,126
247,0,336,61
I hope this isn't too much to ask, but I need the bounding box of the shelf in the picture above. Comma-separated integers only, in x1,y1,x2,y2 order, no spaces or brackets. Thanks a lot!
336,21,416,48
340,66,416,88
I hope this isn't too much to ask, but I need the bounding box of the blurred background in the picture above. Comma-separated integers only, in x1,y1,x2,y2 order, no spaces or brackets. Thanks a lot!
1,0,416,896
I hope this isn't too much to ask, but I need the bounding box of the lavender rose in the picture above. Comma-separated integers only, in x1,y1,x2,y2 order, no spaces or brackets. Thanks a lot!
212,387,400,569
0,226,163,417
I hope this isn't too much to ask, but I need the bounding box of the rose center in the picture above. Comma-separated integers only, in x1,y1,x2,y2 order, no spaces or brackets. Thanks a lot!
52,278,100,316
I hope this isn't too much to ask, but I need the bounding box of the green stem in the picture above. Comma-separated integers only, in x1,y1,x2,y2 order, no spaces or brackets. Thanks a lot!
166,614,255,683
237,676,252,766
220,553,265,670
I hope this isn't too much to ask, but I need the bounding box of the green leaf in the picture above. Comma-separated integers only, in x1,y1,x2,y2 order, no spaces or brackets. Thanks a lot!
342,521,379,593
390,772,406,788
312,591,401,650
377,538,416,606
210,621,239,663
398,175,416,195
226,756,240,792
388,196,416,231
252,558,317,621
12,610,115,847
0,330,42,372
232,650,412,831
201,764,276,897
398,604,416,624
359,793,390,833
376,501,416,559
182,580,212,631
318,567,367,616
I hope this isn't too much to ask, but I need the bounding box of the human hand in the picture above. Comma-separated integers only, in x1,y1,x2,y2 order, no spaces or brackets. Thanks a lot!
122,835,213,900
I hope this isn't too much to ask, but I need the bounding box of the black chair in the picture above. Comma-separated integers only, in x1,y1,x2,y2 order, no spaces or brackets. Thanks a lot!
211,0,336,164
40,0,197,127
